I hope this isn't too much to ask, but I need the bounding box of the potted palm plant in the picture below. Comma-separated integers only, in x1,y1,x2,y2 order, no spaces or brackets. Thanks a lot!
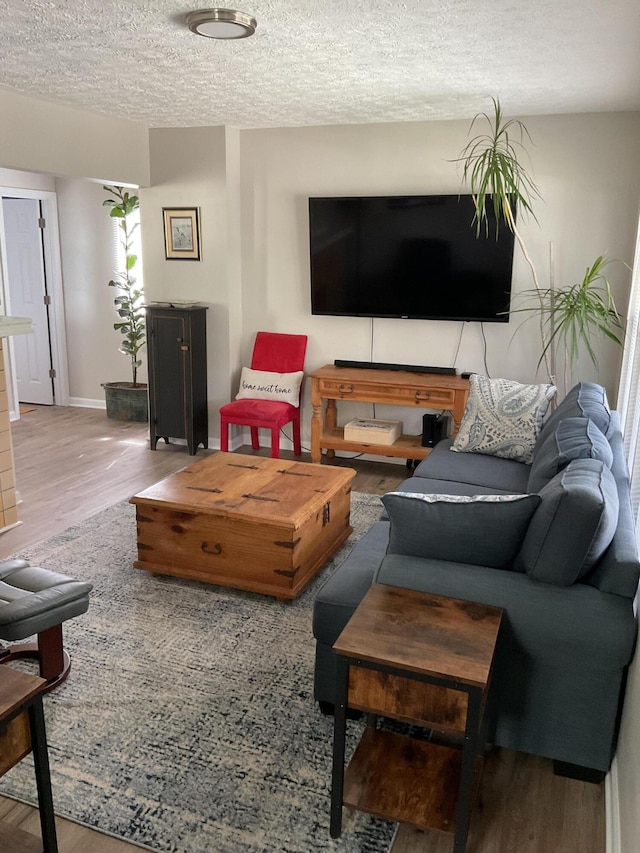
101,185,148,422
456,98,624,391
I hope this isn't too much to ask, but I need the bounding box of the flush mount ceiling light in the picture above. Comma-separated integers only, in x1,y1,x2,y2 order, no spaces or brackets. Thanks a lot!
186,8,257,40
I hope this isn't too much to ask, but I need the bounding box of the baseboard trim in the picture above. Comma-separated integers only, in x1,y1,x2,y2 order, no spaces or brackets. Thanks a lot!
606,758,620,853
69,397,105,409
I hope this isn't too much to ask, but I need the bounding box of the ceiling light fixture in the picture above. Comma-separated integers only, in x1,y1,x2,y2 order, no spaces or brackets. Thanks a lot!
186,8,257,40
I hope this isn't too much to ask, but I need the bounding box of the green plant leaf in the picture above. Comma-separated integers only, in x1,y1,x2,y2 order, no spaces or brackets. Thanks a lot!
512,255,624,370
455,96,541,237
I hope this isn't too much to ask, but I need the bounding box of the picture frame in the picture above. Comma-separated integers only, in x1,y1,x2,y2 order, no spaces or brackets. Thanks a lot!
163,207,200,260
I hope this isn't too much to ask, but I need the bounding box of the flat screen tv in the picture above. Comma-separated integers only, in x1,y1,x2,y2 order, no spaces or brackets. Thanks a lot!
309,194,515,322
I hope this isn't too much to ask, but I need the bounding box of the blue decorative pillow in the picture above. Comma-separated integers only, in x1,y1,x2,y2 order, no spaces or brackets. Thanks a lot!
515,459,619,585
527,417,613,493
381,491,541,569
452,374,557,464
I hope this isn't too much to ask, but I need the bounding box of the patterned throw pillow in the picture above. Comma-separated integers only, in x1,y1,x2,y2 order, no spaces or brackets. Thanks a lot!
235,368,303,406
452,374,557,464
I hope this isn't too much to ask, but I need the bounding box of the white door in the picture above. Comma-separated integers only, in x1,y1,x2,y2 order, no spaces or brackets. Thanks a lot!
2,197,54,405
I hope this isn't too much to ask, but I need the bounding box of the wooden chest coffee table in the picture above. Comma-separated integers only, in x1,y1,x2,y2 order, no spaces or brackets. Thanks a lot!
130,453,356,600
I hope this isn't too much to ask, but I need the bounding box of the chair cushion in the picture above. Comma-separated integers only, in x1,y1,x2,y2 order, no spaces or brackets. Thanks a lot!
515,459,619,585
0,562,92,640
381,491,541,569
528,417,613,493
452,374,556,464
235,368,303,405
220,397,299,426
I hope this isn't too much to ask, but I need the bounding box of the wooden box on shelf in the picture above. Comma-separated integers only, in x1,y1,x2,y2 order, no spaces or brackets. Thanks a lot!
343,418,402,445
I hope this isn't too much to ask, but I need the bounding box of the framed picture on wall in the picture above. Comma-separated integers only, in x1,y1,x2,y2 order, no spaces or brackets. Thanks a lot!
163,207,200,260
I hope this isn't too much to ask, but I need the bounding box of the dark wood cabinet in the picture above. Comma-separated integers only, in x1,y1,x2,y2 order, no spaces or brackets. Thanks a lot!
146,304,208,455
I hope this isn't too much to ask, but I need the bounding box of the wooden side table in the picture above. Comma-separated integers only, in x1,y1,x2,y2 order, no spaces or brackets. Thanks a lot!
0,665,58,852
330,584,502,852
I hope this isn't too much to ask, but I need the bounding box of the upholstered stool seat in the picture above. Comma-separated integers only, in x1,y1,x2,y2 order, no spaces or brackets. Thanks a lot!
0,558,92,692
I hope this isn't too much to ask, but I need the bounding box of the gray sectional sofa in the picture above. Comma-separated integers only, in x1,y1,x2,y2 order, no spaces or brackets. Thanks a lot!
312,381,640,780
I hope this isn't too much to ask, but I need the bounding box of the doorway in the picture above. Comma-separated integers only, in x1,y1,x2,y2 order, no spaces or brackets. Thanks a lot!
0,188,69,416
2,197,54,405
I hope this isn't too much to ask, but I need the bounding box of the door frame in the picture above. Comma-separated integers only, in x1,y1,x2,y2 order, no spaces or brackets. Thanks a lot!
0,187,70,417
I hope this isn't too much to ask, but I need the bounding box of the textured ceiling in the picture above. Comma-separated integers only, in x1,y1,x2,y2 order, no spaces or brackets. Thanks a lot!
0,0,638,129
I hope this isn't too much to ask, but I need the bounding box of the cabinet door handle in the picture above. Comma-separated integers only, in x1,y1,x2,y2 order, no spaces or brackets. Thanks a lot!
181,345,189,351
338,384,354,394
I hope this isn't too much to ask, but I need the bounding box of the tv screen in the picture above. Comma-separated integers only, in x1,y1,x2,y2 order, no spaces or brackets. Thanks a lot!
309,194,515,322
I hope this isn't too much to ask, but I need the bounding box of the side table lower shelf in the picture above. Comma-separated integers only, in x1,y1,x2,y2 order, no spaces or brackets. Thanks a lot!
319,427,431,462
344,727,463,833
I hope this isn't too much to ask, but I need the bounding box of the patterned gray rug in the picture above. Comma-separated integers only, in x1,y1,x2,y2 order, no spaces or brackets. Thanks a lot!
0,491,394,853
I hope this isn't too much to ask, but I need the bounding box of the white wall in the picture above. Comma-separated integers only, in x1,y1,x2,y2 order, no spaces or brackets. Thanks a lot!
55,178,138,401
0,88,150,405
0,168,55,192
140,126,239,430
0,88,149,186
238,113,640,442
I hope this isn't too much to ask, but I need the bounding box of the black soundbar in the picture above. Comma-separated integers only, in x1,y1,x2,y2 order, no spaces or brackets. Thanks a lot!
334,359,456,375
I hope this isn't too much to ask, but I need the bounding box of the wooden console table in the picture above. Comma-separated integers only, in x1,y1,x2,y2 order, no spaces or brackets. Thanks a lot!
310,365,470,464
330,585,502,851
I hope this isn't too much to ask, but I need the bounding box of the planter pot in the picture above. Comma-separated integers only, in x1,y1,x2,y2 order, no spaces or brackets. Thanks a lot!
102,382,149,423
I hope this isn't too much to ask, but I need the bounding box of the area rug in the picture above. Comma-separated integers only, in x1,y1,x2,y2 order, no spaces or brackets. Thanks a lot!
0,492,394,853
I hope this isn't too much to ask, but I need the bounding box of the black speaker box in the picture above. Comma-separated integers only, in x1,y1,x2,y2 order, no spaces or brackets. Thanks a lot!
421,413,449,448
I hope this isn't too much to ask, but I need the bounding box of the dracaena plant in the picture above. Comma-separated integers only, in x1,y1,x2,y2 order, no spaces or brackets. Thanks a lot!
103,185,146,386
456,97,624,389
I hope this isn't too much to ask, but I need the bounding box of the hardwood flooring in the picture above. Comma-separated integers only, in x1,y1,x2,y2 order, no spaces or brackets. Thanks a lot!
0,406,604,852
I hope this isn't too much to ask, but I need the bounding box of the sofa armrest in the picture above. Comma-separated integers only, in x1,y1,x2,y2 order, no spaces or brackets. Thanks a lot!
374,554,637,664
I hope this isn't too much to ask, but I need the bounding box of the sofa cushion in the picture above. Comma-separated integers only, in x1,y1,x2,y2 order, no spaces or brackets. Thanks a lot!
382,491,541,569
396,475,519,498
313,520,390,646
537,382,614,446
452,374,556,464
515,459,619,585
528,417,614,493
414,438,531,493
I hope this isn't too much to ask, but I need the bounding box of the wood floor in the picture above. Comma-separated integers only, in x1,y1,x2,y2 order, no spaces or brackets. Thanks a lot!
0,406,605,853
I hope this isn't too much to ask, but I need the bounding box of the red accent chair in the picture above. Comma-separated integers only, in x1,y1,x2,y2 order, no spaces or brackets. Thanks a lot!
219,332,308,458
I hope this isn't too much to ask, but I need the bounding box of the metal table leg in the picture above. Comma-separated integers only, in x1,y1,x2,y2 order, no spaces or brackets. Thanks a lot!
330,657,349,838
28,698,58,853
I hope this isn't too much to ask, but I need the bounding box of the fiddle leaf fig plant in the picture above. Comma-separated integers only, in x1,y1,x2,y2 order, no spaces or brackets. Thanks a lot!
456,97,624,388
102,185,146,387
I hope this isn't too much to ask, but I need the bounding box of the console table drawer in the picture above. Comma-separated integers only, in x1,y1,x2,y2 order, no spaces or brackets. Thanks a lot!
348,666,468,732
317,379,456,408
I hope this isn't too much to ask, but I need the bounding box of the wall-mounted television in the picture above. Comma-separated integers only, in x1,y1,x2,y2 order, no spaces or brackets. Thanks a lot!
309,194,516,322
